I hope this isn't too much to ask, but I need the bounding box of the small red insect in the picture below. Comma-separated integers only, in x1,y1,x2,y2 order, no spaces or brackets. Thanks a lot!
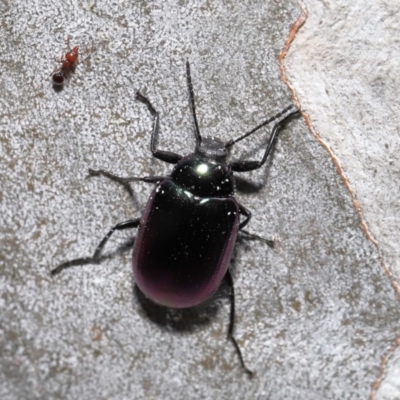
51,37,80,86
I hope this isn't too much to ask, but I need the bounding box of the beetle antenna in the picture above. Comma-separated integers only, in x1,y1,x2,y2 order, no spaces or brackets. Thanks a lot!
186,61,202,145
225,104,297,148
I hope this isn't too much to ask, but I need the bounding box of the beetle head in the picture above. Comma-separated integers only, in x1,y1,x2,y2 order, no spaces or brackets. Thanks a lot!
195,136,229,163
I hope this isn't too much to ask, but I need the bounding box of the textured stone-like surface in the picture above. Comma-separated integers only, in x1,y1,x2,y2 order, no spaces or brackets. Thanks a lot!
286,1,400,398
1,0,399,399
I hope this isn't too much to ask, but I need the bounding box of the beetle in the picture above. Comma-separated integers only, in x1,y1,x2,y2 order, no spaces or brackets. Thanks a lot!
51,61,300,376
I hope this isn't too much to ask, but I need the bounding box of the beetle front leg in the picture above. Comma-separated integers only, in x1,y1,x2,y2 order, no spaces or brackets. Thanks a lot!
136,91,183,165
231,108,300,172
51,218,140,275
225,269,253,377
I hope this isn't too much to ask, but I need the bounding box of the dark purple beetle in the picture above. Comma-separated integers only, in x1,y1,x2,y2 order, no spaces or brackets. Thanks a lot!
52,62,299,375
133,154,238,309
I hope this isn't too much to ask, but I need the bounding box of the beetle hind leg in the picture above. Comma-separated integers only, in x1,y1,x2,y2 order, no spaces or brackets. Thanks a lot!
225,269,253,377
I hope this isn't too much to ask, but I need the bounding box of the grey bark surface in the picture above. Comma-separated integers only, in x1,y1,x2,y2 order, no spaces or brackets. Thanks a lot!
1,1,399,399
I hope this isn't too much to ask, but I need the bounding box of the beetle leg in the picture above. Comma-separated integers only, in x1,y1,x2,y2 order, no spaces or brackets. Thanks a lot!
225,269,253,377
238,203,251,229
240,230,274,247
230,108,300,172
136,91,183,164
238,204,274,246
51,218,140,275
88,168,166,199
89,168,165,184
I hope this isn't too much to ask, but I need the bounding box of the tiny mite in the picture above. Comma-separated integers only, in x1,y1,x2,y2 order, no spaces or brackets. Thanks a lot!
52,62,300,375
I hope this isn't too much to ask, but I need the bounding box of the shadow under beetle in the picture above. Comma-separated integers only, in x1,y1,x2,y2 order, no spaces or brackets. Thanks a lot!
51,61,300,376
